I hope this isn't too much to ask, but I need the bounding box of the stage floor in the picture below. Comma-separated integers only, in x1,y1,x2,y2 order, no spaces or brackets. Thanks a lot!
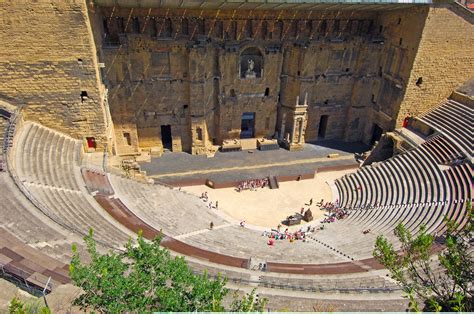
182,169,356,229
138,140,368,185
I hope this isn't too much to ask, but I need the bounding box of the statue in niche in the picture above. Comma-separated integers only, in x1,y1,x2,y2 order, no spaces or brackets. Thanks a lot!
245,58,256,78
240,47,262,78
248,59,254,73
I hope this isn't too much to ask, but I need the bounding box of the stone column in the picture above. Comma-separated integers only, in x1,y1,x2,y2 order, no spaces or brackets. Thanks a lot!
292,118,297,143
298,118,304,143
280,114,286,140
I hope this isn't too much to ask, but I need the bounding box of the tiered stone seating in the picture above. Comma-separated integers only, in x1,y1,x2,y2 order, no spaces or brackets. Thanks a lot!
335,143,449,235
0,172,82,263
81,168,114,195
0,227,70,291
15,123,80,190
180,225,345,264
12,122,133,248
330,128,471,259
0,114,88,291
106,173,348,264
419,99,473,156
109,174,228,237
258,273,399,293
5,100,470,298
188,259,399,293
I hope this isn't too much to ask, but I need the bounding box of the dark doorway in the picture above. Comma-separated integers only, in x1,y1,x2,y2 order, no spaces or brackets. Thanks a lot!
318,115,329,139
161,125,172,150
240,112,255,138
371,124,384,145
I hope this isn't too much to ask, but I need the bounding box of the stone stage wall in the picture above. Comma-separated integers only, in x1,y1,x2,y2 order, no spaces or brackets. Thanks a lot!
95,6,431,155
0,1,471,156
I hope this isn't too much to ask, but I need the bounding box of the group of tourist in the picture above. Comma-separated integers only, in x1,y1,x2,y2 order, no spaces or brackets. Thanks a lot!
263,224,316,245
200,192,219,209
318,199,350,224
235,178,269,192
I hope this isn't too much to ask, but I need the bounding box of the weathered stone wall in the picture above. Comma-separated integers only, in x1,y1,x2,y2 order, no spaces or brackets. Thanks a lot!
0,2,470,156
0,0,110,150
357,6,429,144
98,7,404,154
394,4,474,127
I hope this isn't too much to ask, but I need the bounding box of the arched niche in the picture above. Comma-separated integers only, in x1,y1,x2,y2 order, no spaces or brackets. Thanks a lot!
240,47,263,79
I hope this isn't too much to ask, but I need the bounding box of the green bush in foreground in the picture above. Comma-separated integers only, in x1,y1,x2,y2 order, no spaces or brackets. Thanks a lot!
70,230,266,312
373,201,473,312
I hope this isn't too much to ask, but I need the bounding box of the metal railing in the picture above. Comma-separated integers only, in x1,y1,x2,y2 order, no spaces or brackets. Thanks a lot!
0,262,52,296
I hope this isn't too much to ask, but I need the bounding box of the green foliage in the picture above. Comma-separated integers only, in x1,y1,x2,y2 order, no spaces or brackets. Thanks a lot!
8,297,50,314
373,201,473,312
8,297,25,314
229,288,267,312
70,228,266,312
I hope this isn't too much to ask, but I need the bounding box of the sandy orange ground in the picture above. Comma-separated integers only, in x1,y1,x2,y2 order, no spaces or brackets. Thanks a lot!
183,169,356,230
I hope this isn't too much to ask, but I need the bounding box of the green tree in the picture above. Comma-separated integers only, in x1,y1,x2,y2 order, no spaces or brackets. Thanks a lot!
373,202,473,312
70,229,267,312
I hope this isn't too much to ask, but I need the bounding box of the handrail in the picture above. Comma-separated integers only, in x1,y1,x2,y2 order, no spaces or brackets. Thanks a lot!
0,260,53,293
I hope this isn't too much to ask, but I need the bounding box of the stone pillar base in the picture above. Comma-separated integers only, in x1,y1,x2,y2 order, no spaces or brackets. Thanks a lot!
279,140,304,151
191,146,208,155
288,142,305,151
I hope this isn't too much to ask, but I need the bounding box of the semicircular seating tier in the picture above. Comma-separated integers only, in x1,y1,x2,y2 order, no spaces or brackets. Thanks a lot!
12,121,135,248
4,95,471,297
417,98,473,157
6,119,400,295
332,99,472,247
0,113,84,291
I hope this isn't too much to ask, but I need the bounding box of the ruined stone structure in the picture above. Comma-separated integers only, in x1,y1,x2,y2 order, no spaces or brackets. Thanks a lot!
0,0,472,156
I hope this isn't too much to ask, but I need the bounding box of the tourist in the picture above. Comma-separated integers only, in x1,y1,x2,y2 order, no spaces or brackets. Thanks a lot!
215,201,218,209
208,202,212,209
300,207,304,215
210,221,214,230
236,178,269,192
240,220,245,228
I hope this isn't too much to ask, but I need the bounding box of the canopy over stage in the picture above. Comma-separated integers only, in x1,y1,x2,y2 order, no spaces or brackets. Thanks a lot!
95,0,434,11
